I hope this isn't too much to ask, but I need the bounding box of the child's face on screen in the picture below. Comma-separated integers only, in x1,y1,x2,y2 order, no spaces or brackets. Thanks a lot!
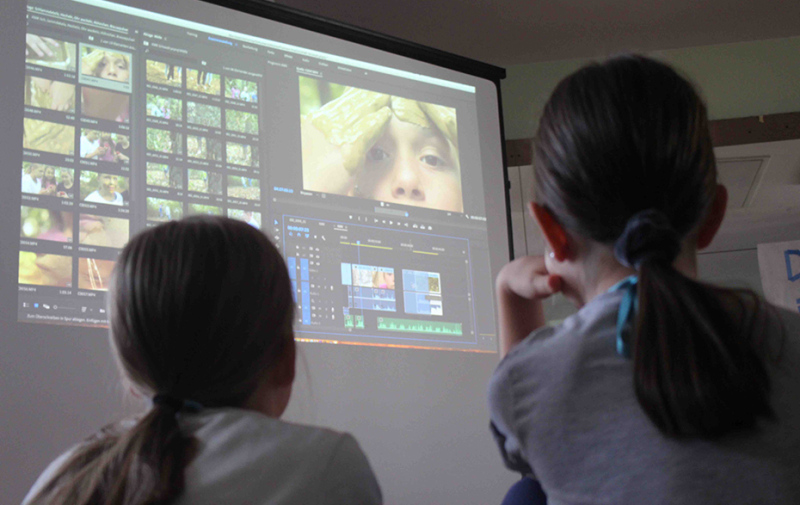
44,167,55,180
99,174,118,196
33,254,72,287
354,116,463,212
96,54,129,82
80,215,127,248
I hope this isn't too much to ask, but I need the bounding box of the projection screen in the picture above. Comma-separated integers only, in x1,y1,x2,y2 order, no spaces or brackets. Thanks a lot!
10,0,508,352
1,0,512,502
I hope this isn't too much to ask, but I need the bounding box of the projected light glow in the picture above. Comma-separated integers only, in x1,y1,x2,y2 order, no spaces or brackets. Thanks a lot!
16,0,504,352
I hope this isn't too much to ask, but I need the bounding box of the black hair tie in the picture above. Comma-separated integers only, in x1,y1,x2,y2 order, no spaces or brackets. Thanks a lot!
152,394,204,413
613,209,680,270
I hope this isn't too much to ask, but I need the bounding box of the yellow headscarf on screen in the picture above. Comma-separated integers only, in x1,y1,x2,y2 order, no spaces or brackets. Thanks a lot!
307,87,458,173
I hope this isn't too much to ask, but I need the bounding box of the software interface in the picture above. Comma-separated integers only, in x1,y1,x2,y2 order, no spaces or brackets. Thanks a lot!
18,0,498,352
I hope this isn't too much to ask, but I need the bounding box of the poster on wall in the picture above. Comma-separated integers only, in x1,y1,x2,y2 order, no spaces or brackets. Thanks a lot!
757,239,800,314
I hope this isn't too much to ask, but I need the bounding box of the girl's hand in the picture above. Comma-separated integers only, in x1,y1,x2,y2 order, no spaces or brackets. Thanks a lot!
496,256,562,357
301,89,392,196
496,256,561,301
26,35,59,58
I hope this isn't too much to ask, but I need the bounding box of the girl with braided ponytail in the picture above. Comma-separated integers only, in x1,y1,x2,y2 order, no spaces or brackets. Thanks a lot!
24,216,381,505
490,55,800,504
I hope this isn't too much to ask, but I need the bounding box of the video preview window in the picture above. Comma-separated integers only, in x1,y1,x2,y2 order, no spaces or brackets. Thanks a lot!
146,59,182,88
79,171,129,206
226,109,258,135
78,214,129,249
23,119,74,155
225,78,258,102
188,169,222,195
80,130,130,163
78,257,115,291
25,76,75,112
20,207,74,243
342,264,397,313
188,135,223,161
228,208,261,229
19,251,72,288
79,44,132,93
186,68,221,95
299,76,462,213
187,101,221,128
403,269,443,316
147,128,183,155
146,93,182,121
187,203,222,217
21,163,74,198
226,175,260,200
225,141,258,167
25,34,76,72
82,87,130,122
146,198,183,222
146,163,183,189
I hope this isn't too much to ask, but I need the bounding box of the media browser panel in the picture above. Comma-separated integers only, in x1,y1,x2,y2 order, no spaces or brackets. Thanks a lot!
17,0,500,352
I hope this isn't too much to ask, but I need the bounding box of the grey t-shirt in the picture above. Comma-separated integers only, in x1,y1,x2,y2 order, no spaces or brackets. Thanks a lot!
489,289,800,505
25,408,382,505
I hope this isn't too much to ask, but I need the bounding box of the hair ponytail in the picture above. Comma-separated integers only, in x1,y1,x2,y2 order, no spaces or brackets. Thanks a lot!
634,260,773,437
533,55,778,438
30,406,195,504
611,209,774,437
30,216,295,503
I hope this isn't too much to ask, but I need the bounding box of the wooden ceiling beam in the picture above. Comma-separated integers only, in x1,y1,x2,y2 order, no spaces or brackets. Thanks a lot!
505,111,800,166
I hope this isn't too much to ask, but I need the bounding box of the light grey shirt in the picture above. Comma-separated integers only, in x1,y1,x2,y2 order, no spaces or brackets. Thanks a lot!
25,408,382,505
489,289,800,505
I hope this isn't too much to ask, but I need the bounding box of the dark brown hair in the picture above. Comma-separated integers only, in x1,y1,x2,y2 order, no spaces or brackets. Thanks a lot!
533,55,773,437
30,216,295,504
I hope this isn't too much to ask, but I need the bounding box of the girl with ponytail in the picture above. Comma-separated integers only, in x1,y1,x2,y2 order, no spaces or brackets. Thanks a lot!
24,216,381,505
489,55,800,504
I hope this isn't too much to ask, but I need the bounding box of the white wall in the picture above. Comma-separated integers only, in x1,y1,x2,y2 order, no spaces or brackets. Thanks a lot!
502,36,800,140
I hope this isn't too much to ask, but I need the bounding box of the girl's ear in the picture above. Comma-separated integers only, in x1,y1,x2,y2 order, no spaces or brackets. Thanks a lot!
697,185,728,250
530,202,570,261
271,341,296,387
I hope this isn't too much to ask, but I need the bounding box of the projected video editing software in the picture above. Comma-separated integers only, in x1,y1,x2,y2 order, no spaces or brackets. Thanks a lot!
17,0,497,352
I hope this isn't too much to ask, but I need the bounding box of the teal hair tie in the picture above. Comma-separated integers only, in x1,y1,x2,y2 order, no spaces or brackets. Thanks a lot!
609,275,638,359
